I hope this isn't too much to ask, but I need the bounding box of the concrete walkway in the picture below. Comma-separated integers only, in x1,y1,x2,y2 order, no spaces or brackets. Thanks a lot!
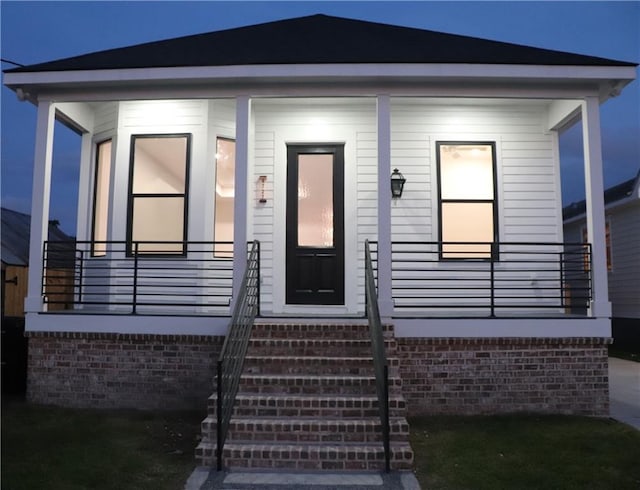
609,357,640,430
185,468,421,490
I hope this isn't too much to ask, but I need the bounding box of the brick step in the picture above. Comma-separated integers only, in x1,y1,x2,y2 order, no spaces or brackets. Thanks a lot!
196,321,413,471
237,374,403,395
220,441,414,471
201,415,409,444
247,338,395,357
251,323,395,340
206,393,408,419
226,416,409,444
243,355,399,376
196,440,413,471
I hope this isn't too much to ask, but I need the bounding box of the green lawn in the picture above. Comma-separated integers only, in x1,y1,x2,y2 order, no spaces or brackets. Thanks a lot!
1,399,204,490
410,414,640,490
609,347,640,362
3,401,640,490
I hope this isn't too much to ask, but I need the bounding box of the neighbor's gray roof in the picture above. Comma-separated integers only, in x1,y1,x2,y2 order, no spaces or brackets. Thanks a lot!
563,171,640,221
5,14,636,74
1,208,73,266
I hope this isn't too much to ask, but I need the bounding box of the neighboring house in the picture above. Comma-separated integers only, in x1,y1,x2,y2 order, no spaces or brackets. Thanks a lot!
1,207,74,394
3,14,638,469
564,171,640,346
1,207,75,317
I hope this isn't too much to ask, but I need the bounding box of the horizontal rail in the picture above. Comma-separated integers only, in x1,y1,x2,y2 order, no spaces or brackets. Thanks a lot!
42,241,235,315
389,241,592,317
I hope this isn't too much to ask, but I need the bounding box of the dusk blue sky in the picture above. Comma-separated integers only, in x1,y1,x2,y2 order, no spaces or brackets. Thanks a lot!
2,1,639,234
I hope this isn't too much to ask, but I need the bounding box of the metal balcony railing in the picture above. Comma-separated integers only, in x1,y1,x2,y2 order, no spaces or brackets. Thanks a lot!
216,240,260,470
42,241,236,315
43,240,591,318
364,239,390,472
389,241,592,317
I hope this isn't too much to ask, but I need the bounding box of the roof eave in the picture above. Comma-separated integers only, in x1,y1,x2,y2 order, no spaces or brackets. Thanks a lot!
564,193,639,224
4,63,636,99
563,175,640,224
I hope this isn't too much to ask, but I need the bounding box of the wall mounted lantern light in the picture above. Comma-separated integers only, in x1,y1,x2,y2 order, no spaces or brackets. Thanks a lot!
390,168,406,198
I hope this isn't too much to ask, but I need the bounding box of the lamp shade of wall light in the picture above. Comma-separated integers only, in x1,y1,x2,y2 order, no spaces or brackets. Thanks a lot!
390,168,406,198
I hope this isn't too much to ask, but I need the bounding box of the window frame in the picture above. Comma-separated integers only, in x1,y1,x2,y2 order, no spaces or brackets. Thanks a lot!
90,139,113,257
126,133,191,257
435,141,499,260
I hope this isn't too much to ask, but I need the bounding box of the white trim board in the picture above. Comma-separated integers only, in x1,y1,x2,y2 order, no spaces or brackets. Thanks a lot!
5,63,636,88
394,317,610,338
25,313,230,336
25,314,610,338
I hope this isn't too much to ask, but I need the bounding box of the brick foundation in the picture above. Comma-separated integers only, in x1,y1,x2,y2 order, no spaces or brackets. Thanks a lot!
25,331,224,409
396,337,611,416
25,331,611,417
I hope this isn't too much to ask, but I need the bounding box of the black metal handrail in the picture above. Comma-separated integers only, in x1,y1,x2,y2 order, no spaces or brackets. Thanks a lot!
390,241,592,316
41,241,234,314
364,239,390,473
216,240,260,471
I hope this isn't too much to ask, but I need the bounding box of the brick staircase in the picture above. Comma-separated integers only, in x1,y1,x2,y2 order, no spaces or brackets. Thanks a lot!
195,322,414,471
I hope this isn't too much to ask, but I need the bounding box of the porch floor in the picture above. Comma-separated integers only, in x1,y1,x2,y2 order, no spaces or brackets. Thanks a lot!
38,310,589,319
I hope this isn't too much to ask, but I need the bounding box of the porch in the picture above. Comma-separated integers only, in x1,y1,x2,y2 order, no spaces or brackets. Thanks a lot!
20,94,613,332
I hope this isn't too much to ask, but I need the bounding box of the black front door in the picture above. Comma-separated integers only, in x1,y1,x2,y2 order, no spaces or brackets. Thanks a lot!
286,144,344,305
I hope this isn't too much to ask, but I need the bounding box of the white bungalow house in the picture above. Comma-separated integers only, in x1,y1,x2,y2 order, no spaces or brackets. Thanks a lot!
564,171,640,348
3,14,638,470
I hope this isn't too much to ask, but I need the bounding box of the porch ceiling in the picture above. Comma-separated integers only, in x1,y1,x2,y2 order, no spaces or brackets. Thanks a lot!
69,96,555,116
252,96,554,106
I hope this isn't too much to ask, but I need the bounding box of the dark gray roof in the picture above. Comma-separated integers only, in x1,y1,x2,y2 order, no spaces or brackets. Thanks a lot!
1,208,73,266
5,14,636,74
563,171,640,221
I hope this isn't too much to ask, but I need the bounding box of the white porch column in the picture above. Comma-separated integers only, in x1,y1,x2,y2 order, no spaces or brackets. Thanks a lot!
75,132,94,241
581,96,612,319
25,100,56,313
231,95,250,307
376,95,393,319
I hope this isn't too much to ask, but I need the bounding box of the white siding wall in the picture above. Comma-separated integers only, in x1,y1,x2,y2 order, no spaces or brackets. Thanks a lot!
389,99,563,313
93,102,118,136
75,102,119,243
208,99,236,242
113,99,209,243
252,127,276,312
76,97,565,318
390,99,561,243
252,98,377,315
356,129,378,313
248,98,562,316
79,99,233,315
